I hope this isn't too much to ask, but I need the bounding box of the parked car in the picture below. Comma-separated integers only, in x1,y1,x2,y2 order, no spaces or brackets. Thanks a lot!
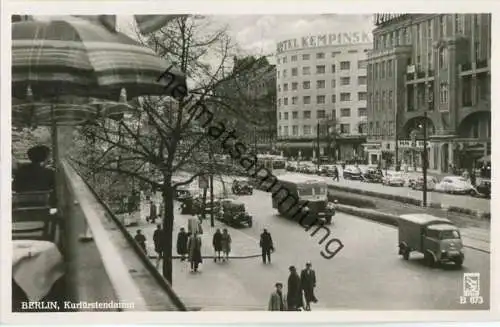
361,167,383,183
342,166,362,180
474,180,491,198
286,162,298,172
175,188,194,202
382,172,405,186
232,180,253,195
434,176,476,195
301,163,315,174
398,214,464,268
411,176,438,191
319,165,337,177
215,199,253,228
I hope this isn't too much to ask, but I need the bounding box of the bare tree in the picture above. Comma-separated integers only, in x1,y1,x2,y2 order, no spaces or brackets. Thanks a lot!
70,16,270,284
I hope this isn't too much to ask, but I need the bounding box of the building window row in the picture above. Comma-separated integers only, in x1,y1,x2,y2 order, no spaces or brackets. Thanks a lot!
367,59,394,81
278,106,366,121
278,77,367,92
279,61,358,78
278,123,366,136
368,121,395,137
279,52,369,63
368,90,394,112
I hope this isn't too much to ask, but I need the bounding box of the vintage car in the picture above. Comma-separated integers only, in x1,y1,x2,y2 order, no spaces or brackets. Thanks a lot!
179,196,220,216
475,180,491,198
398,214,464,268
382,172,405,187
434,176,476,195
232,179,253,195
342,166,362,180
175,188,194,202
361,167,383,183
411,176,438,191
319,165,337,177
215,199,253,228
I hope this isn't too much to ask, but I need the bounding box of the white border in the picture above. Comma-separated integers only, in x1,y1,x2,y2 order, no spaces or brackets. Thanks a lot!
1,0,498,324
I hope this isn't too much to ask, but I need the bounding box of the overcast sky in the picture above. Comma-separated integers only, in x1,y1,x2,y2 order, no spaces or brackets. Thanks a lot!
119,14,375,61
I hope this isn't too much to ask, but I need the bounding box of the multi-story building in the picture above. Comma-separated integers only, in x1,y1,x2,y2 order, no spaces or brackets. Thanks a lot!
275,32,372,161
365,14,491,173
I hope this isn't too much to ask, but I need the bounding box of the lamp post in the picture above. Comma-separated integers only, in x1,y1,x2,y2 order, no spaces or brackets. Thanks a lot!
422,82,433,207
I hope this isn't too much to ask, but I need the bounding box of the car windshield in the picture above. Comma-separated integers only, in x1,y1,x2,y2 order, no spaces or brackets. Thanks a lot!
439,230,461,240
298,186,314,196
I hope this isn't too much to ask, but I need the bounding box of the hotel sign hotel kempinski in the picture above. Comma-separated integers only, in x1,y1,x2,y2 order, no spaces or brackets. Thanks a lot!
276,31,373,53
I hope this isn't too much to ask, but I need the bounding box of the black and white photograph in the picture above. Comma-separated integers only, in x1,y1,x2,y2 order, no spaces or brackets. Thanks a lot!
2,0,497,324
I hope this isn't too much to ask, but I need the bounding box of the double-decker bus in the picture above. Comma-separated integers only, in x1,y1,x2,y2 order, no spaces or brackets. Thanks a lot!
272,173,335,225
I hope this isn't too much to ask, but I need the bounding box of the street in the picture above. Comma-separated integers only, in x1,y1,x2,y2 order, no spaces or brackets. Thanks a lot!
131,186,490,310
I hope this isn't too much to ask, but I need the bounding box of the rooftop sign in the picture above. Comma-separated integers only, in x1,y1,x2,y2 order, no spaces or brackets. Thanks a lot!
276,32,373,54
374,14,407,26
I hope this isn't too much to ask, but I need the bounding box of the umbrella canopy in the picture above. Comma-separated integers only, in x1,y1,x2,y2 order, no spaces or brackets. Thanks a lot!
12,16,187,102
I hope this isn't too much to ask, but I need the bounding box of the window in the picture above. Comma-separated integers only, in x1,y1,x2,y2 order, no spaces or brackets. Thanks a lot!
278,98,281,107
284,112,289,120
381,91,386,109
279,112,281,120
292,125,298,136
341,108,351,117
358,108,367,116
316,80,326,89
340,77,350,86
374,63,379,79
284,126,289,136
440,83,449,104
303,110,311,119
292,96,298,105
291,55,298,62
283,69,287,78
316,65,326,74
331,64,336,73
358,60,367,69
277,71,280,79
292,82,298,90
455,14,463,33
375,92,379,111
439,15,445,37
317,95,326,104
283,83,288,91
302,66,311,75
303,125,311,135
331,51,341,57
302,54,310,60
380,61,386,79
358,123,367,134
340,61,350,70
292,111,298,119
375,121,380,134
474,41,480,60
428,52,433,70
303,96,311,104
278,126,282,135
427,20,433,40
278,84,281,92
284,97,288,105
387,60,393,78
303,81,311,89
291,68,298,76
316,52,325,59
331,79,336,88
340,123,350,134
348,50,358,54
358,92,367,101
358,76,367,85
340,92,351,101
332,109,336,118
439,48,447,68
331,94,336,103
277,58,280,64
317,110,326,118
282,56,288,63
388,91,393,108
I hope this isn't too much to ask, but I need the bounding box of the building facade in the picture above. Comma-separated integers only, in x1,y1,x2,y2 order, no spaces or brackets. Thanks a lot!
365,14,491,173
275,32,372,161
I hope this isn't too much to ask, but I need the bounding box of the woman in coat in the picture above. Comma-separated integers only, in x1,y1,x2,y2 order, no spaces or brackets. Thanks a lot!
212,229,223,262
187,232,203,272
176,228,188,261
220,228,232,262
287,266,303,311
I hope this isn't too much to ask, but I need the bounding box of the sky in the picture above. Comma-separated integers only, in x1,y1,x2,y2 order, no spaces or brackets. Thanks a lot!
118,14,375,64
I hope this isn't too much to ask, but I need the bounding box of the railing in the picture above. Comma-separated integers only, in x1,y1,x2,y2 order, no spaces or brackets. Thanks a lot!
55,159,187,311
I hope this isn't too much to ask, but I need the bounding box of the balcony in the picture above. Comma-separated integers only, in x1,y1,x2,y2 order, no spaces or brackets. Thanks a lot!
11,135,187,314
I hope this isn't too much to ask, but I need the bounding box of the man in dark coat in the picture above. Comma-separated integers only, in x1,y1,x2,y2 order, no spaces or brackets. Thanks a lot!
260,228,274,264
187,232,203,272
176,227,188,261
287,266,303,311
300,262,318,311
134,230,147,255
153,224,163,258
212,228,223,262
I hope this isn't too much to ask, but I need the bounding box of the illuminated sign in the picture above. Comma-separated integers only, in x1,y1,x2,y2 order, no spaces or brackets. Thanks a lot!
374,14,406,25
276,31,373,53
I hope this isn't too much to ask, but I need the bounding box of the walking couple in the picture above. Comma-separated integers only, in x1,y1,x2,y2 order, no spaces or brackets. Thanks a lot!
177,227,203,272
212,228,232,262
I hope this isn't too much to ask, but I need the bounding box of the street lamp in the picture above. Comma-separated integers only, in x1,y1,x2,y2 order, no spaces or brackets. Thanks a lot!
421,83,433,207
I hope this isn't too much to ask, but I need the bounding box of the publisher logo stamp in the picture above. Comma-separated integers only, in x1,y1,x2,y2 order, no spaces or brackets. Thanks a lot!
460,272,483,304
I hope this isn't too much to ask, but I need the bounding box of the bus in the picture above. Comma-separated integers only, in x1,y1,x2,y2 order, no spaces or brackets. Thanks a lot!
251,154,287,190
272,173,335,225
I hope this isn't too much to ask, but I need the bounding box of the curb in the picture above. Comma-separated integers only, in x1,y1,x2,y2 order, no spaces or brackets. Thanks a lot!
328,184,490,220
335,204,490,254
149,254,263,260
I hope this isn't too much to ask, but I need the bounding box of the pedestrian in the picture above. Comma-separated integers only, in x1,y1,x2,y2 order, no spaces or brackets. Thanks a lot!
143,195,151,222
134,230,147,256
153,224,163,262
332,166,339,182
187,231,203,272
260,228,274,264
268,282,287,311
300,262,318,311
149,198,158,224
221,228,232,262
287,266,303,311
176,227,189,261
212,228,223,262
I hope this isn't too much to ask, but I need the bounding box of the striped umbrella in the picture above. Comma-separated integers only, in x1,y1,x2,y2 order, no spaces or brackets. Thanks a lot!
12,16,187,102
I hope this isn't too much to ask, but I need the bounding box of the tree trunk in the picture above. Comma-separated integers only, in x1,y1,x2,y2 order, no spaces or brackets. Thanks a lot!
162,180,175,284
